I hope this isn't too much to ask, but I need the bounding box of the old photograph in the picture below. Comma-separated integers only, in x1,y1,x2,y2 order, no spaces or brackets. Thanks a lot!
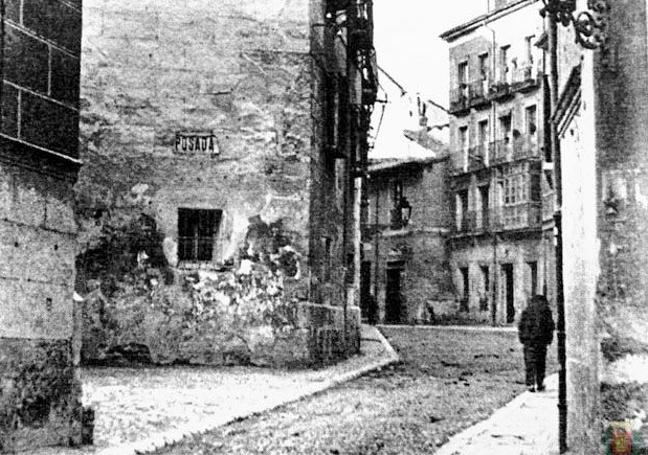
0,0,645,454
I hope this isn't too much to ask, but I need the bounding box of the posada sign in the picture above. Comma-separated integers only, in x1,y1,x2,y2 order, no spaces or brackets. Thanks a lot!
175,132,219,154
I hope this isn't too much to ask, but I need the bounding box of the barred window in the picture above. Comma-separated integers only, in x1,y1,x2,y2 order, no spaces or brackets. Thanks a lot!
178,208,222,261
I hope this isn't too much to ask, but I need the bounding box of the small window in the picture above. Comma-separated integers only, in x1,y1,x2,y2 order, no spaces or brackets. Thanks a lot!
525,35,535,63
499,114,512,140
178,208,222,261
478,53,489,80
458,61,468,86
500,45,510,80
478,120,489,148
526,105,537,135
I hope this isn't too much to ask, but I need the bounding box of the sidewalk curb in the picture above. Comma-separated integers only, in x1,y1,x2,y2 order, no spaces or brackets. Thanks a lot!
378,324,517,333
97,327,401,455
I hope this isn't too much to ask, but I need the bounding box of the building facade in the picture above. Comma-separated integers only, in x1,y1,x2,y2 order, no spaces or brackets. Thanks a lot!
441,0,556,325
0,0,93,451
554,0,648,452
76,0,376,366
365,154,453,324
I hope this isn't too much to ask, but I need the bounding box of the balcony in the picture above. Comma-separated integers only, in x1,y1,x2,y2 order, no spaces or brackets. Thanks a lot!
468,145,488,171
449,85,470,114
450,79,492,114
491,203,542,231
511,64,542,93
467,79,490,109
489,135,540,165
455,210,477,233
453,203,541,235
489,64,542,101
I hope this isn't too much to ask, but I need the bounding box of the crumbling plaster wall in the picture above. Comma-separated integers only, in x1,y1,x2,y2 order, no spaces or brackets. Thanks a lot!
79,0,313,266
77,0,358,366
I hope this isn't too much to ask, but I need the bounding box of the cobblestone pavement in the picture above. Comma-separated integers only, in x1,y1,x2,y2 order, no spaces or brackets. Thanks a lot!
154,326,558,455
28,325,396,455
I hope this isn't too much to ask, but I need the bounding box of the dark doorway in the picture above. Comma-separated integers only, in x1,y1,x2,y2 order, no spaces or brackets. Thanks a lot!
385,267,402,323
502,264,515,323
360,261,372,319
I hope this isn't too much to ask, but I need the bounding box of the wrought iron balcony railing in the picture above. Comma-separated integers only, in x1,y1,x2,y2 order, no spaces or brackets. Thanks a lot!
450,79,492,113
453,203,542,235
489,135,540,164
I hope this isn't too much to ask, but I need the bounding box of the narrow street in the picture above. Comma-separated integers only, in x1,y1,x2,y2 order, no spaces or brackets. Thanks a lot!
155,327,558,455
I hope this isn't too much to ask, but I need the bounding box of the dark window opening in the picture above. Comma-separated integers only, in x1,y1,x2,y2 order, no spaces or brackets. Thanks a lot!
479,53,489,80
178,208,221,261
479,185,490,228
500,45,510,82
460,267,469,312
526,105,537,136
480,265,490,311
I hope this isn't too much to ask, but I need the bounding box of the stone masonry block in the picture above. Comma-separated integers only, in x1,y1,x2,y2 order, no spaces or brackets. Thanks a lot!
4,24,49,94
0,279,74,339
50,48,81,107
2,83,19,138
0,223,75,284
23,0,82,54
45,192,78,233
0,172,46,227
20,91,80,157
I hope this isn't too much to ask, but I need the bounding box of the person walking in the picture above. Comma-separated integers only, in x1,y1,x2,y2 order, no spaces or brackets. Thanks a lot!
518,295,555,392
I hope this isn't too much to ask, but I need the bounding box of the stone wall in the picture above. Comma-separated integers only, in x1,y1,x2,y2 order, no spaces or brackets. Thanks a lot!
557,1,648,452
448,232,552,324
366,159,454,324
0,0,90,450
77,0,361,366
594,0,648,449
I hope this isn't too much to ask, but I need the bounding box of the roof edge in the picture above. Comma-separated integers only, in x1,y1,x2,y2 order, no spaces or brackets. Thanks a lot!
439,0,538,43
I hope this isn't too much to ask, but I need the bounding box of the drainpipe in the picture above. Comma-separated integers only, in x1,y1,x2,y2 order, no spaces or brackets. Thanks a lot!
483,18,499,326
547,12,568,454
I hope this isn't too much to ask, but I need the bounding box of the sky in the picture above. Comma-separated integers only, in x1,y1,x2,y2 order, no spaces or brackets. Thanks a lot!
373,0,488,105
370,1,488,158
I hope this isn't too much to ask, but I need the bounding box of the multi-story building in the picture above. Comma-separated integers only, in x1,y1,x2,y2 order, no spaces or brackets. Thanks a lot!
0,0,93,451
440,0,555,325
364,146,453,324
76,0,377,366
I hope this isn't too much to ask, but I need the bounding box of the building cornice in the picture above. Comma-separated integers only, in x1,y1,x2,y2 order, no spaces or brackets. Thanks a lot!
440,0,539,43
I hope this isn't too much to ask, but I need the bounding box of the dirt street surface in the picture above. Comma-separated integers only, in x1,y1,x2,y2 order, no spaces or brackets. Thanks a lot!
155,326,558,455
